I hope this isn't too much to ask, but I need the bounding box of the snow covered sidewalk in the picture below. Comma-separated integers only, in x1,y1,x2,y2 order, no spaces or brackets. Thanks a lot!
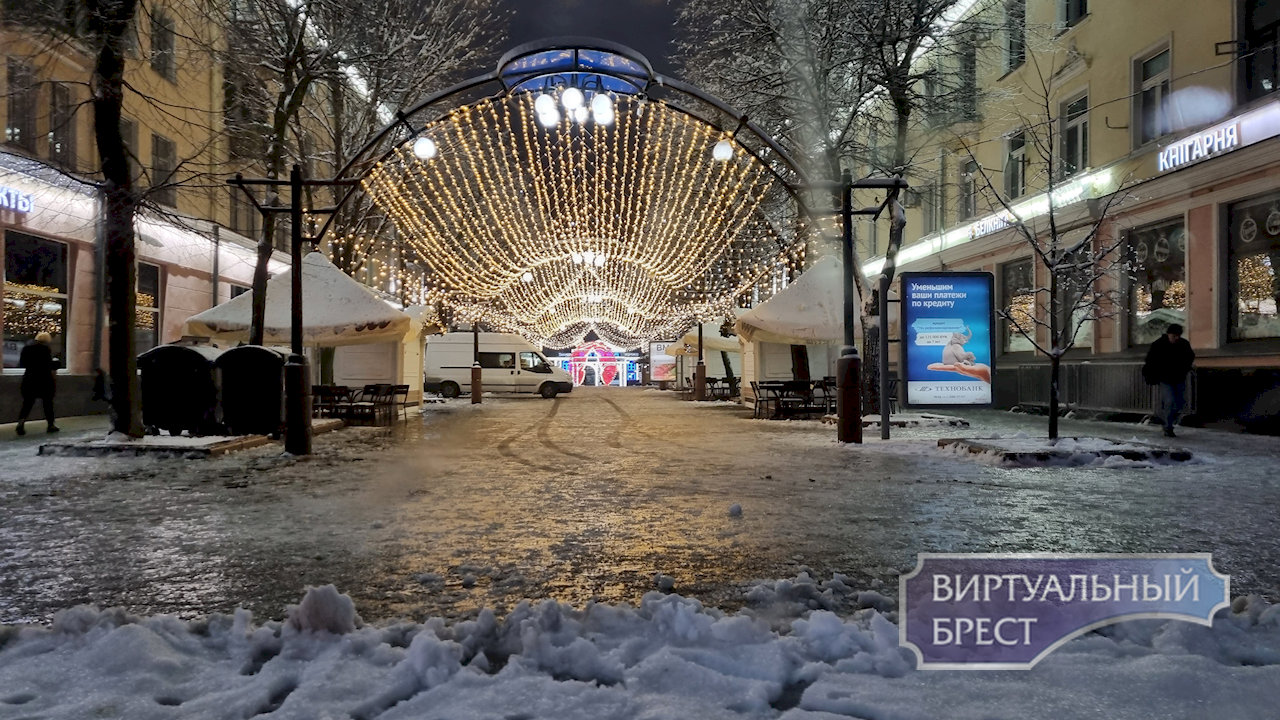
1,579,1278,720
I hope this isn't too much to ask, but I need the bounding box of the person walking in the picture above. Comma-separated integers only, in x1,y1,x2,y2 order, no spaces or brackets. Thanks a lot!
1142,323,1195,437
16,331,59,436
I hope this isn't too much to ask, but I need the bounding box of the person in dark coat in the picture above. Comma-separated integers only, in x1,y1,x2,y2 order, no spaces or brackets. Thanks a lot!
17,331,59,436
1142,323,1195,437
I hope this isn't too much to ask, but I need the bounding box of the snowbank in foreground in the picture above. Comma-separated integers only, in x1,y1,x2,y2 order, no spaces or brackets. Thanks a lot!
1,577,1278,720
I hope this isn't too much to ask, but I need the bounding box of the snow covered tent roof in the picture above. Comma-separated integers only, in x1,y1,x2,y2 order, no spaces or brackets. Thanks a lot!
184,252,411,347
665,321,741,357
735,256,859,345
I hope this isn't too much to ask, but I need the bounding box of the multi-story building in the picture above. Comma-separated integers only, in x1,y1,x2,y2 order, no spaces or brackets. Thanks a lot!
866,0,1280,430
1,1,288,422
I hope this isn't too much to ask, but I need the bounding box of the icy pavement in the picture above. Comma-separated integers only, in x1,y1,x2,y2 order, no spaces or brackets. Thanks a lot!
1,388,1279,628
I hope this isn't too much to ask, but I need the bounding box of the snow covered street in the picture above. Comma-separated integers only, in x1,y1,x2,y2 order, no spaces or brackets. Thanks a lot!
2,387,1280,626
3,387,1280,717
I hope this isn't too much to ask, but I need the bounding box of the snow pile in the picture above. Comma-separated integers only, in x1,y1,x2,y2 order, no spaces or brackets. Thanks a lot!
1,582,1279,718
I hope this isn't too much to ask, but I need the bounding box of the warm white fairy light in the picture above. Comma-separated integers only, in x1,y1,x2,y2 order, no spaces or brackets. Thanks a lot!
362,92,809,347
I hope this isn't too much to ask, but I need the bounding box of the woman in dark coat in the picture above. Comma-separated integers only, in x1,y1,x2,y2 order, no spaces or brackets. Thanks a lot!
17,331,59,435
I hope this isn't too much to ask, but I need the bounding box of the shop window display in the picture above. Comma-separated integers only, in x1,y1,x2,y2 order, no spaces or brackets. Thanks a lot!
1228,194,1280,340
1129,219,1187,346
3,231,68,369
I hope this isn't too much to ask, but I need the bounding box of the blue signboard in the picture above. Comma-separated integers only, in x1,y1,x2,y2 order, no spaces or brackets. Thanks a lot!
899,272,995,407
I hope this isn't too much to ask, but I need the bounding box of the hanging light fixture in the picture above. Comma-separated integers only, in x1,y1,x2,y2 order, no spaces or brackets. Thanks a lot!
712,138,734,162
561,87,585,111
412,136,437,160
591,93,615,126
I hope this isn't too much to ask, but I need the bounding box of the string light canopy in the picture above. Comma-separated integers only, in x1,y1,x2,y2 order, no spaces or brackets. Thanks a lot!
359,40,813,348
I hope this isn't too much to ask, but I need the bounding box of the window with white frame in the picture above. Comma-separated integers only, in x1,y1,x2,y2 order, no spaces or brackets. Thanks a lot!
1061,0,1087,28
1136,48,1171,146
1005,0,1026,71
1005,131,1026,199
1061,94,1089,178
150,10,176,82
3,231,68,369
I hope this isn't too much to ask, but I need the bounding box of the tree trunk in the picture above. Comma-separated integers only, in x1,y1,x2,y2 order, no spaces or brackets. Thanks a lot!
250,211,276,346
1048,270,1060,440
89,0,143,436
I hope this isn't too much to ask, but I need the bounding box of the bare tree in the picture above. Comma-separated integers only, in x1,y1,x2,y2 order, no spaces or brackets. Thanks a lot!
675,0,989,412
221,0,507,344
959,50,1130,440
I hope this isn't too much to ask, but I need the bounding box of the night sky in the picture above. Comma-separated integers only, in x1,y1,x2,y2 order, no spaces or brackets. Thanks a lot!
500,0,680,75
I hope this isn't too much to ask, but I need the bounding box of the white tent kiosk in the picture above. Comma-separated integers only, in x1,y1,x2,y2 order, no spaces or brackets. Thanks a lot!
664,322,743,386
184,252,425,402
734,257,857,402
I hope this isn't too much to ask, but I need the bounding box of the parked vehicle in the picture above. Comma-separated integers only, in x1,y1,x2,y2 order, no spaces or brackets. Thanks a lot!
423,332,574,399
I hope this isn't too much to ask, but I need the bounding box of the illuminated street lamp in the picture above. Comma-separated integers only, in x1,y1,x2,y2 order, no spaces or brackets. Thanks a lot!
412,136,437,160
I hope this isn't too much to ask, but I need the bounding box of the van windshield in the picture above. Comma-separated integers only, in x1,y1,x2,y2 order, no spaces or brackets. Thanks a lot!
520,351,552,373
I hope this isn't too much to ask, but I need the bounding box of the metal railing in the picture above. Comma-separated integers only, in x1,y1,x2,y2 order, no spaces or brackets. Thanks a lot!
1014,363,1196,416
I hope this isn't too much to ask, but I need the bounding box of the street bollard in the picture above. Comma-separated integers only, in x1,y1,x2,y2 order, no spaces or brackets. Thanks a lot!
836,349,862,443
471,363,482,404
694,362,707,401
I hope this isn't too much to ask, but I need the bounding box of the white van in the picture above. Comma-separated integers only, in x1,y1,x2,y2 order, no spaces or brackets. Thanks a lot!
423,332,574,399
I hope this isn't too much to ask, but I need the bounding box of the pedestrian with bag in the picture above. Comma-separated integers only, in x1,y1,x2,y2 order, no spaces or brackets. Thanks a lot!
1142,323,1194,437
16,331,60,436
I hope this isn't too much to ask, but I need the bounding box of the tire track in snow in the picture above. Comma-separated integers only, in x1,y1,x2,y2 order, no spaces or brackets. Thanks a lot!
535,397,594,461
598,395,632,449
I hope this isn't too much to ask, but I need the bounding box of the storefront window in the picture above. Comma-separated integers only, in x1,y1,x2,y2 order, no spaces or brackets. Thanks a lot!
136,262,161,352
1129,219,1186,346
1001,258,1035,352
1228,193,1280,340
3,231,68,369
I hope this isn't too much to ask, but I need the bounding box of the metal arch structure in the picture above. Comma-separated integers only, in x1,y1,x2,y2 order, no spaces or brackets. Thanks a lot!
313,37,816,247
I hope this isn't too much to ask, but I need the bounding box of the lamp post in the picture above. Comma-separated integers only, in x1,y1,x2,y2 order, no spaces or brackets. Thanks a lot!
836,173,862,444
471,323,482,404
694,322,706,401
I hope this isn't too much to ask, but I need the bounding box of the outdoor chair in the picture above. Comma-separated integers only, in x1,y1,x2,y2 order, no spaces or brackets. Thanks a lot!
391,384,411,421
750,381,779,419
346,384,393,425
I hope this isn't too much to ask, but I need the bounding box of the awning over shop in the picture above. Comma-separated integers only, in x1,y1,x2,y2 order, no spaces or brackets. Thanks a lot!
184,252,411,346
735,256,859,345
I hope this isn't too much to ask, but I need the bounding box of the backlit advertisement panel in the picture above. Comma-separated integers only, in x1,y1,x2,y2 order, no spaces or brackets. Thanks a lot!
900,272,995,407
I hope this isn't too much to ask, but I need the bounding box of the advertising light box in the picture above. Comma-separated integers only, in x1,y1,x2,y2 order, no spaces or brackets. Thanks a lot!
899,272,995,407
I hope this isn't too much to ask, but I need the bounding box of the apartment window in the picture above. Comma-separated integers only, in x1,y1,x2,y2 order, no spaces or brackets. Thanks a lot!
1000,258,1035,352
150,10,176,82
1243,0,1280,101
120,117,139,181
229,284,250,298
150,133,177,207
136,262,161,352
230,189,258,237
1129,219,1187,346
5,59,37,152
922,69,941,125
48,83,76,169
921,183,939,235
1136,48,1172,146
1061,0,1087,28
1228,192,1280,340
1005,131,1026,199
960,159,979,219
3,231,68,369
958,40,978,120
1061,95,1089,178
1005,0,1026,71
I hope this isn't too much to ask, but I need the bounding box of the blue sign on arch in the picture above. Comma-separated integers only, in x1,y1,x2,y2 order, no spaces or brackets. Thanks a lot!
899,272,995,407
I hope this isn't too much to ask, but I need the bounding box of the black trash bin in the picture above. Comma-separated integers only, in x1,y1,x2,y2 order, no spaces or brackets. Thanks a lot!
216,345,288,437
138,344,223,436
